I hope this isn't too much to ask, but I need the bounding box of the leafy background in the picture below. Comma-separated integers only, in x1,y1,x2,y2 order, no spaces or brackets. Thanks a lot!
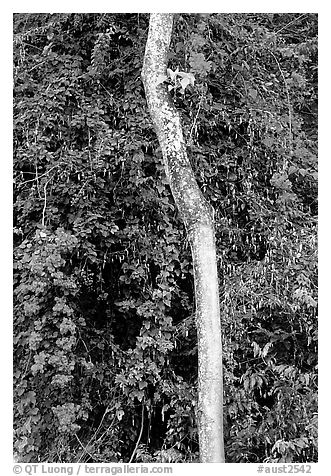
13,13,317,463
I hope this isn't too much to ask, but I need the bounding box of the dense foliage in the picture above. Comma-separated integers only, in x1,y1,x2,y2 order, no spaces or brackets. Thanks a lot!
13,13,317,463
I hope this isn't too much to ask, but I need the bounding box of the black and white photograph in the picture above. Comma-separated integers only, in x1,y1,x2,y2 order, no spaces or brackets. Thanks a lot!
11,6,321,473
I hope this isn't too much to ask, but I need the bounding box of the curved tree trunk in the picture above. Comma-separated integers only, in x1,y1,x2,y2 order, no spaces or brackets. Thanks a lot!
141,14,224,463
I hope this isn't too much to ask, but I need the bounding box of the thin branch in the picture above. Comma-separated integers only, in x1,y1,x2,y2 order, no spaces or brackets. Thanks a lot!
19,163,64,186
112,160,125,199
77,407,109,463
77,333,93,364
274,14,308,36
188,95,203,146
35,162,41,198
98,80,114,100
87,128,93,172
71,180,89,205
28,60,46,73
74,433,95,462
269,50,293,162
41,180,50,227
129,403,145,463
18,41,43,52
94,418,116,445
22,351,32,378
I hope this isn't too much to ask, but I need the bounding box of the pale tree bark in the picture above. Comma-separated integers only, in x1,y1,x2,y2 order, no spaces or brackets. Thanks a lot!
141,14,225,463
